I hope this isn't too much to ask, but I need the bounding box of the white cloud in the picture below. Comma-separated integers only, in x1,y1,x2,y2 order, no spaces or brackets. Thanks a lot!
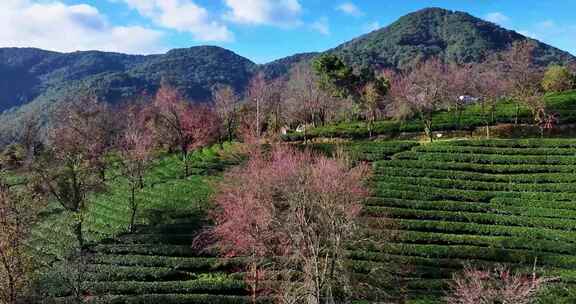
123,0,233,42
0,0,164,54
364,21,381,33
518,30,540,40
485,12,510,25
311,18,330,36
223,0,302,27
336,2,364,17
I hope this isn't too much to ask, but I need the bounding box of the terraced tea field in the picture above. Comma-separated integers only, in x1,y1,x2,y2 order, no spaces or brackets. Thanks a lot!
358,139,576,303
29,143,257,303
30,139,576,303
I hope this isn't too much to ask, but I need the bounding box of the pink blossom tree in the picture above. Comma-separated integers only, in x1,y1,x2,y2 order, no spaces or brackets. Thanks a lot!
117,104,155,232
149,84,220,176
35,98,113,248
208,145,370,303
391,58,450,142
446,266,554,304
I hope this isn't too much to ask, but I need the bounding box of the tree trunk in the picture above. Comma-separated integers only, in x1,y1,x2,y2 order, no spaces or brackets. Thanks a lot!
228,120,234,142
75,220,84,249
129,185,137,233
1,252,17,304
181,148,189,177
424,120,434,143
515,103,520,125
99,167,106,183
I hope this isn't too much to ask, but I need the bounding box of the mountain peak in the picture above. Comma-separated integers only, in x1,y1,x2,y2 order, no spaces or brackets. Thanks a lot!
332,7,574,70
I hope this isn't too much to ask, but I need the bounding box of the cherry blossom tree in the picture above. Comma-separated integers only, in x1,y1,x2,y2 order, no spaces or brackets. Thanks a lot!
117,105,155,232
473,64,509,138
494,41,545,124
446,266,554,304
391,58,450,142
34,99,112,248
208,145,370,304
149,84,220,176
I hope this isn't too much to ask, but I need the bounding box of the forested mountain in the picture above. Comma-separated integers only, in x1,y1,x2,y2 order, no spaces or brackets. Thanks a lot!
331,7,574,70
0,7,575,143
0,46,256,113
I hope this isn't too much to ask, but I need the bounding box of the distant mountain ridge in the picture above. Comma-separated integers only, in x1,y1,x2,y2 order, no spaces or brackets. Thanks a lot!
0,7,574,142
331,7,575,70
0,46,256,113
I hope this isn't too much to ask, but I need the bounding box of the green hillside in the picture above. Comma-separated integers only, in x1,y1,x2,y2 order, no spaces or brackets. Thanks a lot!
1,7,575,146
28,143,257,303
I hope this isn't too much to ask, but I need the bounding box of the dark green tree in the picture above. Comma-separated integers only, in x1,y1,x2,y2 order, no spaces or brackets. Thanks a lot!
313,54,390,136
312,54,359,99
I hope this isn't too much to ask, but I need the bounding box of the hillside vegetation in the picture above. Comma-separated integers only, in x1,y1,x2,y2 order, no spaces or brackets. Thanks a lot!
284,90,576,141
23,138,576,303
28,144,253,303
1,7,575,145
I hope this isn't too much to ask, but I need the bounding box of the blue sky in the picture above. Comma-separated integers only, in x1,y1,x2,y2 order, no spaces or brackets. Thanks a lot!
1,0,575,63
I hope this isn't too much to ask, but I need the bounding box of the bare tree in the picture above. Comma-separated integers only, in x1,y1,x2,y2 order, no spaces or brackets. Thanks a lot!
117,105,155,233
285,63,338,128
213,85,240,142
247,73,268,139
391,58,450,142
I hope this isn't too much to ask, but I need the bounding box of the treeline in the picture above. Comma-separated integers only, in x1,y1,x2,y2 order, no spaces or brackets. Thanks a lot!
211,40,575,142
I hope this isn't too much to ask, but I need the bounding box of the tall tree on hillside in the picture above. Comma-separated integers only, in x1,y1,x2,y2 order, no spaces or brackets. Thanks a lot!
247,73,267,139
312,54,359,99
496,41,545,124
34,99,111,248
474,65,509,138
242,73,285,140
208,146,370,304
542,65,575,93
313,55,391,136
284,64,342,143
0,177,42,304
361,76,390,137
8,114,43,168
392,58,450,142
117,105,155,233
444,63,478,129
150,84,220,176
213,85,240,142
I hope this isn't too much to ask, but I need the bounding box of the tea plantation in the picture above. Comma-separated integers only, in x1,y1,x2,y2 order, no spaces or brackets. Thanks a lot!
356,139,576,303
28,143,258,303
27,138,576,303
